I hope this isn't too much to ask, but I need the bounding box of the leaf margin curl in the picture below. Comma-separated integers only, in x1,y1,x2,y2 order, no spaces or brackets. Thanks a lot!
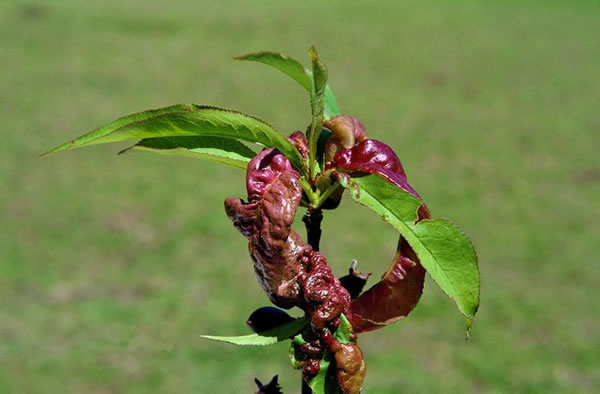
337,173,480,327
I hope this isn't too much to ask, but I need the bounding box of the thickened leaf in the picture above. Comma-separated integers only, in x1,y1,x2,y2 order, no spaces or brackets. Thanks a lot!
119,136,255,170
200,317,308,346
338,173,480,325
235,51,340,119
44,104,306,174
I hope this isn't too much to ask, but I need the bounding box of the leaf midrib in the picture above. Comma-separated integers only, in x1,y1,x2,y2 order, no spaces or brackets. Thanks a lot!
356,183,467,315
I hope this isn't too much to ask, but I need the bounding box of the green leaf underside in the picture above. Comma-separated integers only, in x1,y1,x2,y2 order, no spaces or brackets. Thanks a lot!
235,51,340,118
309,353,343,394
200,317,308,346
333,314,354,344
308,47,328,177
44,104,306,174
120,136,255,170
307,314,353,394
339,174,480,323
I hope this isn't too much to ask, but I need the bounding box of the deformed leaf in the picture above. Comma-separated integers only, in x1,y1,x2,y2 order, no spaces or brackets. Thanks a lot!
44,104,306,174
338,173,480,325
119,136,255,170
235,50,340,119
200,316,308,346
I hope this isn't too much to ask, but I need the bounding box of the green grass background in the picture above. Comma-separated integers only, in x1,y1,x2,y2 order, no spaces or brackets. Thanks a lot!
2,0,599,392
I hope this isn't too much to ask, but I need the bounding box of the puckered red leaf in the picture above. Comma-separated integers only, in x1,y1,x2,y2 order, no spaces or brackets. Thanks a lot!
200,317,308,346
44,104,306,174
119,136,255,170
235,50,340,119
338,173,480,326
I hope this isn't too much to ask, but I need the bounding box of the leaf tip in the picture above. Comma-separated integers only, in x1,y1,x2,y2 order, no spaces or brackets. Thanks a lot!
41,143,69,157
117,145,135,155
308,46,319,62
464,316,474,340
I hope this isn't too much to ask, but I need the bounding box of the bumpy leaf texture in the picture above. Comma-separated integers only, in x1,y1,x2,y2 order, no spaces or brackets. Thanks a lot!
327,121,430,333
224,146,351,328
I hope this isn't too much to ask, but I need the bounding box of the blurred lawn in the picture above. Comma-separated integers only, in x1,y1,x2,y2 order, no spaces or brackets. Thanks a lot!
2,0,599,392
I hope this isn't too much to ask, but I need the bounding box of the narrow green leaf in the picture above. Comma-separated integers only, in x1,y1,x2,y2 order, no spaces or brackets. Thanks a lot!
338,174,480,325
308,352,343,394
309,355,330,394
43,104,306,174
200,317,308,346
119,136,255,170
333,314,354,344
308,47,328,177
235,51,340,119
235,51,311,90
310,74,340,119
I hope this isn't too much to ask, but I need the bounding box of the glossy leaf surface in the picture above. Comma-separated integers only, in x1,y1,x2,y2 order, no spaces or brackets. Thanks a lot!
44,104,306,174
119,136,255,170
200,317,308,346
338,173,480,325
235,51,340,118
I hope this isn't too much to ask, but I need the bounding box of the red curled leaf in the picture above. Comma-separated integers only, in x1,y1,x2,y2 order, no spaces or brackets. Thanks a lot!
225,148,352,327
225,148,307,308
349,238,425,333
333,139,424,203
331,138,430,333
323,115,368,163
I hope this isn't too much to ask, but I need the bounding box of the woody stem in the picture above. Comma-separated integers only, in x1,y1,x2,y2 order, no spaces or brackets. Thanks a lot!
303,207,323,252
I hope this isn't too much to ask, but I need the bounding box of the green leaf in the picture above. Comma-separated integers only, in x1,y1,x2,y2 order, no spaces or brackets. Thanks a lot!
235,51,311,90
308,352,343,394
333,314,354,344
119,136,255,170
338,173,480,325
308,47,328,177
43,104,306,174
308,355,330,394
235,51,340,119
200,317,308,346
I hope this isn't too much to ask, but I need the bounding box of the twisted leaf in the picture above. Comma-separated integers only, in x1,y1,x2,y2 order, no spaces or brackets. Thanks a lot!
338,173,480,326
